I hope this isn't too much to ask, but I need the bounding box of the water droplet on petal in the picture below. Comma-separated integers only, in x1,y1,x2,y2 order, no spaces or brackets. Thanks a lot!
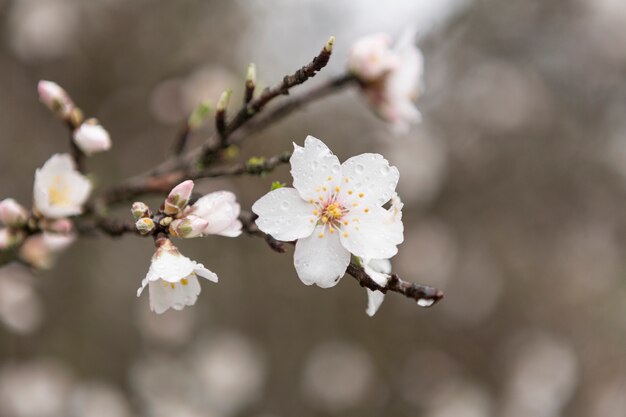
281,201,290,210
355,164,365,174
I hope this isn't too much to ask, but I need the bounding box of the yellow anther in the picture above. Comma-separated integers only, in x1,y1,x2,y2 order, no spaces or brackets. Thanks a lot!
319,233,325,238
327,176,332,181
345,178,349,183
343,232,349,238
329,228,335,233
359,193,364,198
353,203,358,207
343,221,349,226
170,283,176,289
309,198,314,203
348,190,353,195
181,278,189,286
335,186,340,192
322,186,327,192
322,216,329,223
313,209,319,215
364,208,370,213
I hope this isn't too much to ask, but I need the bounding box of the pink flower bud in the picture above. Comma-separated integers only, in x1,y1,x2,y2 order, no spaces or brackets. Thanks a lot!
18,233,75,269
47,219,74,234
348,33,398,82
163,180,194,215
0,229,12,250
0,199,28,227
37,80,74,118
131,202,150,220
169,215,209,239
135,218,155,235
73,120,112,155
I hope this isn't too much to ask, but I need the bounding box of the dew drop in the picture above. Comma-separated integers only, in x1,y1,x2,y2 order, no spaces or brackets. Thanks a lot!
355,163,365,173
380,165,390,175
417,298,435,308
281,200,290,210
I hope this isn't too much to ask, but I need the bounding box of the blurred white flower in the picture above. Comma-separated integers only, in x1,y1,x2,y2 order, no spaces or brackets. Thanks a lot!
0,266,42,335
424,378,493,417
68,381,132,417
191,333,266,416
301,340,376,413
349,31,424,132
0,228,24,250
19,232,76,270
0,198,28,227
252,136,403,288
37,80,74,118
0,359,73,417
137,238,218,314
184,191,242,237
33,154,92,219
73,121,112,156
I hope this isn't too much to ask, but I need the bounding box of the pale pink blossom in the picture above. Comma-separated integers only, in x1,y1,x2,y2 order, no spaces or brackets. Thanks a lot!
33,154,92,219
19,232,76,269
185,191,242,237
163,180,194,216
37,80,74,118
73,120,111,155
0,199,28,227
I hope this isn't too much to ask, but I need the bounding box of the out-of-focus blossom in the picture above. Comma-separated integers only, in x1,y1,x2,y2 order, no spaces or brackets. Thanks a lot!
137,238,218,314
37,80,74,118
18,232,76,270
0,358,73,417
424,378,493,417
33,154,92,219
191,333,266,415
163,180,194,216
253,136,403,288
0,199,28,227
301,340,376,412
68,381,132,417
0,266,42,335
73,120,112,155
184,191,242,237
349,31,424,132
0,228,24,250
46,218,74,235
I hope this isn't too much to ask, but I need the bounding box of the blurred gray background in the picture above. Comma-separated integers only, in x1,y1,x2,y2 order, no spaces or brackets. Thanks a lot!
1,0,626,416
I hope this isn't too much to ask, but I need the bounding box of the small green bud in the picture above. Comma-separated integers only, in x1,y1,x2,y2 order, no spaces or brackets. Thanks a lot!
188,101,212,130
270,181,286,191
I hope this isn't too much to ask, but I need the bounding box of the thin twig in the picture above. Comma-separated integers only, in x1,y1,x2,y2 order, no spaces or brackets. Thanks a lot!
172,124,191,156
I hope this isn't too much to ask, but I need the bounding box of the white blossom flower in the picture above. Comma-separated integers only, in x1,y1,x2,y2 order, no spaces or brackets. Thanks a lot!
184,191,242,237
363,258,392,317
348,33,399,82
37,80,74,118
252,136,404,288
169,215,208,238
19,232,76,269
33,154,92,219
349,31,424,133
0,198,28,227
137,238,218,314
73,120,112,155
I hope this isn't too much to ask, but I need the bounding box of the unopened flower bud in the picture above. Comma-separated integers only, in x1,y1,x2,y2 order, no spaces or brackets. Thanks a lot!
216,89,232,112
37,80,74,118
0,198,28,227
169,215,209,239
163,180,194,215
131,202,150,220
73,119,112,155
0,229,17,250
159,217,172,227
47,218,74,234
135,218,155,235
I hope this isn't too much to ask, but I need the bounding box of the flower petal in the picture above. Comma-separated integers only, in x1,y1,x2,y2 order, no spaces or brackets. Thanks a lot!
340,206,403,259
366,289,385,317
148,276,201,314
340,153,399,208
294,226,350,288
290,136,341,201
194,265,218,283
252,187,316,241
362,258,392,287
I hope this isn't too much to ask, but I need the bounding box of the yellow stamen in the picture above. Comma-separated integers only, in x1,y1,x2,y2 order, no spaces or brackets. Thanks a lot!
170,283,176,289
359,193,364,198
343,221,349,226
322,216,329,223
345,178,349,183
364,208,369,213
313,210,319,215
319,233,325,238
322,186,327,192
327,176,332,181
329,228,335,233
348,190,353,195
181,278,188,286
48,176,71,206
309,198,314,203
335,186,340,192
343,232,349,238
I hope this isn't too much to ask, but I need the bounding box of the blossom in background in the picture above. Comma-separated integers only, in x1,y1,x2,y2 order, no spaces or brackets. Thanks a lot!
137,238,218,314
183,191,242,237
0,199,28,227
252,136,404,288
33,154,92,219
73,120,111,155
37,80,74,118
348,31,424,133
19,232,76,269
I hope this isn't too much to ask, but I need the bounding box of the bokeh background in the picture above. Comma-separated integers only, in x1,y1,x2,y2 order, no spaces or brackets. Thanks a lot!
1,0,626,416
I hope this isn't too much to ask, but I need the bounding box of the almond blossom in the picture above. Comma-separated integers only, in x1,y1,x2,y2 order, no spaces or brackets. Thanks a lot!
364,258,392,317
33,154,92,219
348,31,424,133
0,199,28,227
37,80,74,118
18,232,76,269
137,238,218,314
183,191,242,237
73,120,112,155
252,135,404,288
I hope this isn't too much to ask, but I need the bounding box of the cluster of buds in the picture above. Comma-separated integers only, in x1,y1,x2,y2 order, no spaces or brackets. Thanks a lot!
38,81,111,155
132,180,242,240
0,199,28,251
